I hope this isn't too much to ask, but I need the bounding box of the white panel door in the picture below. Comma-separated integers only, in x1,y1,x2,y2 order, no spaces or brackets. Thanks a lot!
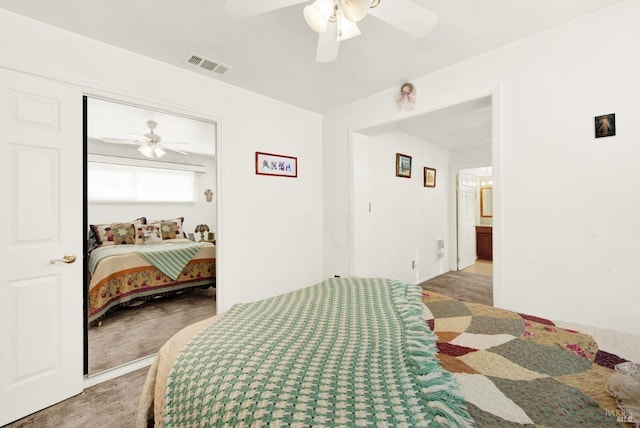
0,68,83,425
457,171,477,270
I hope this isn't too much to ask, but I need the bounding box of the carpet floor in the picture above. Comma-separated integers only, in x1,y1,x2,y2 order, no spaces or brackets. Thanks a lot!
419,270,493,306
6,367,148,428
89,287,217,374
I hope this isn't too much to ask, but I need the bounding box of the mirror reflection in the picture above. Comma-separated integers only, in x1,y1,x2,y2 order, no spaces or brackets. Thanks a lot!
480,187,493,217
85,97,217,375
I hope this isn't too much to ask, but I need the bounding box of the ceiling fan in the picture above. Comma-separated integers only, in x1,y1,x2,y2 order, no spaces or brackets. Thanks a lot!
101,120,189,159
225,0,438,63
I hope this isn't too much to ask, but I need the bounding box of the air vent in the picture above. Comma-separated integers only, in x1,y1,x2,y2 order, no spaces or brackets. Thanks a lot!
200,59,218,71
184,53,232,76
187,55,203,66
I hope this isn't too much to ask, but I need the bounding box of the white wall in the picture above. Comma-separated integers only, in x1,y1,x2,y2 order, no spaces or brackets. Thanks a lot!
450,146,492,170
324,0,640,336
352,131,449,284
0,8,324,312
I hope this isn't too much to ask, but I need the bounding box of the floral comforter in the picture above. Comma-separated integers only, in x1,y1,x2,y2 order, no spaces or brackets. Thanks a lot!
88,241,215,325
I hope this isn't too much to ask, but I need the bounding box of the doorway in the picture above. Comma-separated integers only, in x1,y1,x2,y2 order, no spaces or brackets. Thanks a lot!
83,96,218,376
350,94,496,288
456,166,493,275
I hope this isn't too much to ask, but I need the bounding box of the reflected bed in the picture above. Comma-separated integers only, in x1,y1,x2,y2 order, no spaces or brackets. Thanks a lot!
88,239,215,325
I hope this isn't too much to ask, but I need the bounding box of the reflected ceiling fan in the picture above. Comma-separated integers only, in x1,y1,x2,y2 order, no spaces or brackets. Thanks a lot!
225,0,438,63
102,120,189,159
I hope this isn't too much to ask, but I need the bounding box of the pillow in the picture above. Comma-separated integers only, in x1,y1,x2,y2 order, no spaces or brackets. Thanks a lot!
136,224,162,244
91,217,146,246
105,223,136,245
158,222,181,240
148,217,185,240
134,225,147,245
88,228,100,252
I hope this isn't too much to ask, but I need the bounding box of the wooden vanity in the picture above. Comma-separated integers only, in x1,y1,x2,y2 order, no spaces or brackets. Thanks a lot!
476,226,493,261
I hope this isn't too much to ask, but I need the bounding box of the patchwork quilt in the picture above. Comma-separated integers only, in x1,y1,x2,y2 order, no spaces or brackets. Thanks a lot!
422,290,633,427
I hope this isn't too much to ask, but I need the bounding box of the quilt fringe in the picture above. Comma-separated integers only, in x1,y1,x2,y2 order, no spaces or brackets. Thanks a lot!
391,280,474,427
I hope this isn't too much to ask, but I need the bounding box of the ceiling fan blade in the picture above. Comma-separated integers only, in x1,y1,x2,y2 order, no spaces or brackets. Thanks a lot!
225,0,307,18
102,137,138,144
127,132,147,140
316,21,340,63
368,0,438,38
144,132,161,142
163,146,189,155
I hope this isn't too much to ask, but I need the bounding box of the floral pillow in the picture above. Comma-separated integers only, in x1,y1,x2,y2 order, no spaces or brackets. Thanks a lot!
148,217,185,240
90,217,146,246
104,223,136,245
135,224,162,244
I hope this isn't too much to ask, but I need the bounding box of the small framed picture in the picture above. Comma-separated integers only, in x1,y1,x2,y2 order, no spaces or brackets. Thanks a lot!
256,152,298,177
424,167,436,188
187,233,196,241
396,153,412,178
207,232,215,242
595,113,615,138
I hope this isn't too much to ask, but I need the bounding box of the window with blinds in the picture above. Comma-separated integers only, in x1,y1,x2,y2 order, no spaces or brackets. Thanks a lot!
88,162,196,203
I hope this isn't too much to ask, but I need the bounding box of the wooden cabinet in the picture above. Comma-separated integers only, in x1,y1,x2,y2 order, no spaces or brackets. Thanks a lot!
476,226,493,261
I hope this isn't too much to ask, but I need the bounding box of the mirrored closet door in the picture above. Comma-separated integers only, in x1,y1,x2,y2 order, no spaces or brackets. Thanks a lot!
84,97,218,375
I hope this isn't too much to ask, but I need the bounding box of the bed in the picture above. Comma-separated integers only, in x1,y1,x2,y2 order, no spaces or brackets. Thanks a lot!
88,237,216,325
136,277,636,427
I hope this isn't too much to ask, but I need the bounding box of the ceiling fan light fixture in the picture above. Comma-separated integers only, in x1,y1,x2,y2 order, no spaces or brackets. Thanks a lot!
153,147,167,159
341,0,370,23
303,0,334,33
138,144,154,158
144,132,161,142
336,11,361,41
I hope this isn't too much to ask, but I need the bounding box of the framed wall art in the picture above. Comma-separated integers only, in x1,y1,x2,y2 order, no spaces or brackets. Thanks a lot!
255,151,298,177
395,153,412,178
594,113,615,138
424,167,436,188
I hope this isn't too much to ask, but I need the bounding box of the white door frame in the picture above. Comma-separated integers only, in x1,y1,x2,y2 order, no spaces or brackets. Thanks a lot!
80,92,224,383
448,86,502,303
348,86,503,300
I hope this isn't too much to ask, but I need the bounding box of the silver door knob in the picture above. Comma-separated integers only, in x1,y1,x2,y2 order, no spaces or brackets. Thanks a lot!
50,253,77,264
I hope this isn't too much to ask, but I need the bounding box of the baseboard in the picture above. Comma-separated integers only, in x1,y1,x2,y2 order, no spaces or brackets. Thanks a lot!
83,354,155,388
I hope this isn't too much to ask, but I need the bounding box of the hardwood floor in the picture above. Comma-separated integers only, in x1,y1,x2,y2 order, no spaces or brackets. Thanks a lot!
462,260,493,277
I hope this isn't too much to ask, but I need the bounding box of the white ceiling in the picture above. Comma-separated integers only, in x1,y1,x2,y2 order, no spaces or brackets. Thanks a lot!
360,96,492,149
87,98,217,156
0,0,623,150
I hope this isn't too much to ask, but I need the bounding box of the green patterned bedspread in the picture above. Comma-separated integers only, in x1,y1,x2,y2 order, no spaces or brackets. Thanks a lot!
164,277,473,427
89,242,203,280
